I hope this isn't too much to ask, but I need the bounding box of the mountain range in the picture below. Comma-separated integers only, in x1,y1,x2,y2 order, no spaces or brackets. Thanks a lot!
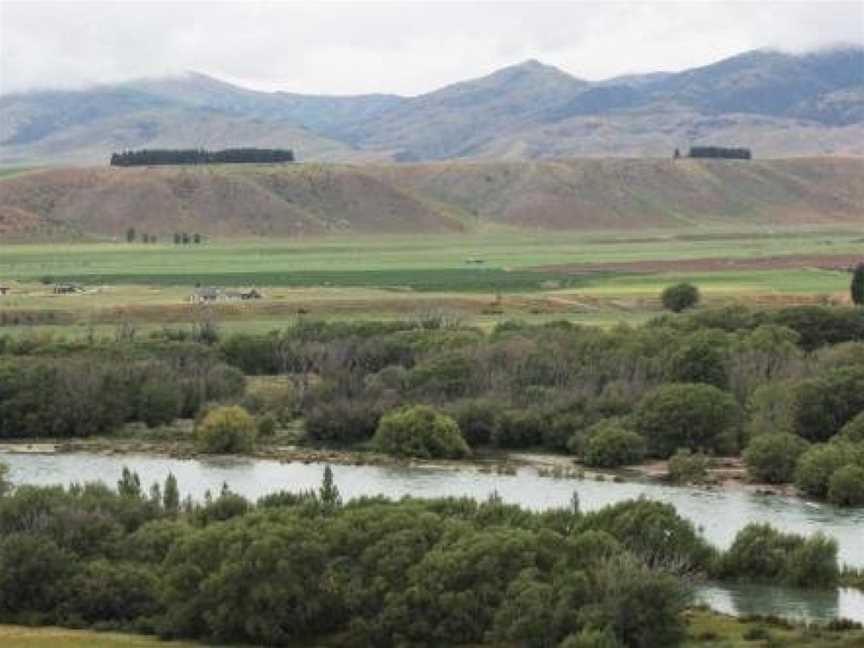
1,46,863,165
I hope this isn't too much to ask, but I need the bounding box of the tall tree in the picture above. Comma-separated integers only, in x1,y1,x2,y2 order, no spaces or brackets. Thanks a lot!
117,467,142,498
852,263,864,306
163,472,180,515
319,465,342,509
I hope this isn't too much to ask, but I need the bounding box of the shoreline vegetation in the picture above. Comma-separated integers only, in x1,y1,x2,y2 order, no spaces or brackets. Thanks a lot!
0,463,862,647
2,609,864,648
1,305,863,508
0,434,800,501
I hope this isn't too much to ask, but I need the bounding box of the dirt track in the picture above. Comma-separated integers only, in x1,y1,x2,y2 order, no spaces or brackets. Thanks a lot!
530,252,863,274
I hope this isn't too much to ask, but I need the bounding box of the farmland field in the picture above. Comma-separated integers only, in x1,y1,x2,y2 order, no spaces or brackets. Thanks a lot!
0,226,861,336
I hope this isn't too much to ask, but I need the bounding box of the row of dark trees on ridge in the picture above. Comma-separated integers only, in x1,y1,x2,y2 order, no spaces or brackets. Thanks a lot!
110,148,295,166
688,146,752,159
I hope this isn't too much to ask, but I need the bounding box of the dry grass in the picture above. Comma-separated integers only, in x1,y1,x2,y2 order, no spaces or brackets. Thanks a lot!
0,625,209,647
1,158,862,240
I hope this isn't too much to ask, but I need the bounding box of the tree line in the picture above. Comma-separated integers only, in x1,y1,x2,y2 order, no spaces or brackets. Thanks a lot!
688,146,752,159
0,465,846,646
109,148,295,167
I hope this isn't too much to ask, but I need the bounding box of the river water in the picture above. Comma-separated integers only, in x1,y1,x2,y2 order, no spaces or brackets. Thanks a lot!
3,451,863,622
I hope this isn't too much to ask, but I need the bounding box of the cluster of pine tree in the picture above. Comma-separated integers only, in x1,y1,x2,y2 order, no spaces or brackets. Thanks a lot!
110,148,295,166
688,146,752,159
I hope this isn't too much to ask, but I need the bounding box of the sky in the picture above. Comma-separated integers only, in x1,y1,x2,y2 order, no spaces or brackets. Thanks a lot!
1,0,862,96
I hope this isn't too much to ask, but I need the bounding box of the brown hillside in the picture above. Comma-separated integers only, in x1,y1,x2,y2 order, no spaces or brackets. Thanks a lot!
0,165,466,239
0,158,862,240
370,157,864,229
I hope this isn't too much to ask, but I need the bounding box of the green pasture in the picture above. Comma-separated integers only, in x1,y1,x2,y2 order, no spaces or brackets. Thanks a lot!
1,227,861,284
0,227,860,336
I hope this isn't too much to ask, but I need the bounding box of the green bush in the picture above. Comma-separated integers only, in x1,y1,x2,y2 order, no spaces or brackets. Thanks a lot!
827,465,864,507
717,523,838,588
448,399,498,447
743,433,809,484
136,379,182,429
794,442,864,499
661,283,700,313
789,366,864,442
583,425,646,468
493,409,544,449
372,405,469,459
196,405,257,453
667,449,709,484
838,411,864,443
304,398,380,444
634,383,741,458
257,414,277,438
665,331,729,389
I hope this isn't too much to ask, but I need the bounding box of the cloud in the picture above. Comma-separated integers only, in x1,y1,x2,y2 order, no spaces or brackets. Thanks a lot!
1,0,862,95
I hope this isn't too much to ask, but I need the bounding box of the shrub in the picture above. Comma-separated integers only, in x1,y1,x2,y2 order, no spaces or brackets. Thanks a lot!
768,306,864,351
827,465,864,507
667,449,709,484
257,414,277,438
794,442,864,499
579,499,715,569
665,331,729,389
789,366,864,442
304,398,380,444
448,399,498,447
196,405,257,453
838,411,864,443
493,409,544,449
661,283,700,313
634,383,741,458
718,523,838,588
372,405,469,459
743,433,809,484
136,379,182,428
409,353,474,399
63,559,158,623
583,425,646,468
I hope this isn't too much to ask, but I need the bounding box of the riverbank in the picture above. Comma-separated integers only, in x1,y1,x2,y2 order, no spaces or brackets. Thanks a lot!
1,609,862,648
0,433,805,502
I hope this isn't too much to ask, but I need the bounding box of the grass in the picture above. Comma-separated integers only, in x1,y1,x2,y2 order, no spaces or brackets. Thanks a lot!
0,227,858,336
683,609,864,647
0,625,209,647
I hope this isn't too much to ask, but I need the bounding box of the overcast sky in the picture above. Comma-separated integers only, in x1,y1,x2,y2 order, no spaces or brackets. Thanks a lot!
1,1,862,96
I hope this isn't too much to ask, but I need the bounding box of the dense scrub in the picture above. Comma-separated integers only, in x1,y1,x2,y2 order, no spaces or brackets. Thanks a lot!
2,304,864,504
0,341,244,438
0,467,843,647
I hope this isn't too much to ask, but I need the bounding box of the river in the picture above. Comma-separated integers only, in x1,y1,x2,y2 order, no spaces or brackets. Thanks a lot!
3,451,863,622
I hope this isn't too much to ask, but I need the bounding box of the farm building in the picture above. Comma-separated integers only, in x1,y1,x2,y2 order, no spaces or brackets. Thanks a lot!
189,287,262,303
53,283,81,294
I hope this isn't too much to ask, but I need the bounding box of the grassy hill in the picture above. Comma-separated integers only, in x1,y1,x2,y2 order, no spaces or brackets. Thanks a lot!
0,157,861,241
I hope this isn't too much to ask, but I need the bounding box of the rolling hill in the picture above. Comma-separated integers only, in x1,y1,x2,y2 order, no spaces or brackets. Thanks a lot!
0,157,861,240
1,47,862,164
